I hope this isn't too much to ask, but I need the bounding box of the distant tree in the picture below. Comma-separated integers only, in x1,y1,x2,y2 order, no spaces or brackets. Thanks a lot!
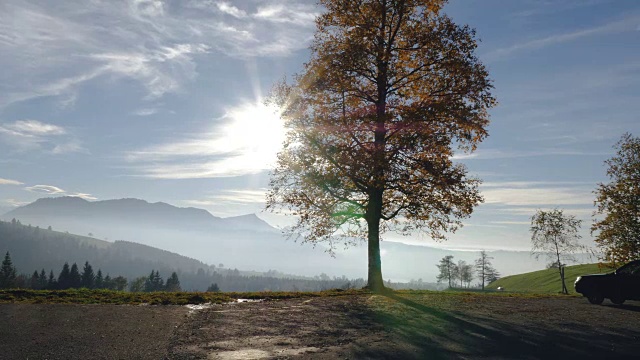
436,255,456,288
592,133,640,265
165,272,181,292
30,270,40,289
47,226,52,231
47,270,57,289
129,276,146,292
475,250,498,290
207,283,220,292
38,269,47,289
88,233,93,237
69,263,82,288
458,260,474,288
80,261,95,289
0,252,18,289
57,263,71,289
531,209,584,294
111,276,128,291
94,269,104,289
144,270,164,292
11,218,16,225
103,274,112,290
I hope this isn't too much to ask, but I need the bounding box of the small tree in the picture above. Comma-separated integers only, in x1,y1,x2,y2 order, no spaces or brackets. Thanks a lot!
69,263,82,289
47,270,57,289
165,272,181,292
57,263,71,289
144,270,164,292
0,252,18,289
458,261,474,288
436,255,456,288
475,250,498,290
207,283,220,292
30,270,40,289
111,276,128,291
592,133,640,265
80,261,95,289
38,269,47,289
95,269,104,289
129,276,146,292
531,209,583,294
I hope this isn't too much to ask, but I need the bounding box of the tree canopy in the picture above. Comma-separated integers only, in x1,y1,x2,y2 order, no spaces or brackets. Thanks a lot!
267,0,495,290
592,133,640,265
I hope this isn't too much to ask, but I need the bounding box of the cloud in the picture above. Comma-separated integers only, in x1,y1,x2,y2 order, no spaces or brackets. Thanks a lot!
24,185,66,195
485,15,640,61
0,119,86,154
23,184,97,200
215,2,247,18
4,199,30,207
0,178,23,185
453,148,608,160
125,101,284,178
0,0,318,108
184,189,267,207
133,108,159,116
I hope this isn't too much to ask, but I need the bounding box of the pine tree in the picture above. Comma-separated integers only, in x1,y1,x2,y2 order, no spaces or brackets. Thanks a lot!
95,269,104,289
58,263,71,289
207,283,220,292
69,263,82,289
0,252,18,289
47,270,56,290
103,274,112,290
30,270,40,289
165,272,181,292
38,269,47,289
80,261,95,289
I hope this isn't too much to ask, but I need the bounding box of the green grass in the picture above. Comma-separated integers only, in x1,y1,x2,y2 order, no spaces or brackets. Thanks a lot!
486,263,611,294
0,288,364,305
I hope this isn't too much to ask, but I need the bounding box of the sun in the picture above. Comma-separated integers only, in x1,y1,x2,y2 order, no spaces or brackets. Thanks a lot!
216,101,285,173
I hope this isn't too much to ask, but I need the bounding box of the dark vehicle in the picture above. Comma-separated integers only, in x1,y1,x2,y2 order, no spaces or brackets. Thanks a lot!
575,260,640,305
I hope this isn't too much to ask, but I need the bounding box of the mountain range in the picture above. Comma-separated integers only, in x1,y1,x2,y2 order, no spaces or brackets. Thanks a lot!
1,196,593,282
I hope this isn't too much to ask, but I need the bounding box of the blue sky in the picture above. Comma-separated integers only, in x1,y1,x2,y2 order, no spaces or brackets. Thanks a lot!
1,0,639,251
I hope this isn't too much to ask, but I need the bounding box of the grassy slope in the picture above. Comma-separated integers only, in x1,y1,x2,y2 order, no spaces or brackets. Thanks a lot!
486,263,612,294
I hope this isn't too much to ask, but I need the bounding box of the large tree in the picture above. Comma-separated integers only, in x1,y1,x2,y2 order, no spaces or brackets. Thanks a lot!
530,209,583,294
267,0,495,290
0,252,17,289
592,133,640,265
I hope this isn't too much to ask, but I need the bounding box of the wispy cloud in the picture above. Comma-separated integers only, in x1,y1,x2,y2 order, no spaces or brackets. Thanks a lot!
0,119,86,154
485,15,640,61
0,0,318,108
24,185,66,195
4,199,30,207
0,178,23,185
185,189,267,206
125,101,284,178
24,184,97,200
453,148,607,160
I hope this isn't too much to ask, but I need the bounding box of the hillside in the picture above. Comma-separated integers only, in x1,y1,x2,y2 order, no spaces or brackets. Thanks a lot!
487,263,612,294
0,220,373,292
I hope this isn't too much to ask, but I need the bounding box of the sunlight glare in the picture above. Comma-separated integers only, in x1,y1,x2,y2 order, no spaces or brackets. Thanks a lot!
215,101,285,173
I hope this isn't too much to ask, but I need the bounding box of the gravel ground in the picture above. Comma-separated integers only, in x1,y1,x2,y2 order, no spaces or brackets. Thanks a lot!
2,293,640,359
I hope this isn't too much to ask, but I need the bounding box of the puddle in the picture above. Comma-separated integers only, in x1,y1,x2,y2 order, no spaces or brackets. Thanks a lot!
235,298,264,303
185,303,214,314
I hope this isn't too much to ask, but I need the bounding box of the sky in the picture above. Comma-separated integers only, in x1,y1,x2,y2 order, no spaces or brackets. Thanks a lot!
1,0,639,252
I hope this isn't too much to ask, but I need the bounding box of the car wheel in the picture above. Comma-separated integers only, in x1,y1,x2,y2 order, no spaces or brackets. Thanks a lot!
587,293,604,305
610,297,626,305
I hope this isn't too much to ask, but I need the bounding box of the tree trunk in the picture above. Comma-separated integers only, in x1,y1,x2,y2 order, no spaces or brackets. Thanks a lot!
366,191,385,292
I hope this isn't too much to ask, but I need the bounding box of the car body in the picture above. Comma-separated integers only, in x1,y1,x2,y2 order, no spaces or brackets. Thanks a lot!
574,260,640,305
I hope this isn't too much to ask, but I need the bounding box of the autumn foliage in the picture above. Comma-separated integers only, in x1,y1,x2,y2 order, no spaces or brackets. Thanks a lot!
267,0,495,290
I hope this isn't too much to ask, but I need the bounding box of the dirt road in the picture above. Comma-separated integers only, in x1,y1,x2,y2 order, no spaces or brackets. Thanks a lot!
2,293,640,359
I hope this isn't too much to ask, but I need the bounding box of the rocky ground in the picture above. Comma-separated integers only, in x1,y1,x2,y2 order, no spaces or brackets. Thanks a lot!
2,293,640,359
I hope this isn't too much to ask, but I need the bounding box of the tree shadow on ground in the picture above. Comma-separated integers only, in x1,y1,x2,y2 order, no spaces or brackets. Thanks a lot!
347,292,640,359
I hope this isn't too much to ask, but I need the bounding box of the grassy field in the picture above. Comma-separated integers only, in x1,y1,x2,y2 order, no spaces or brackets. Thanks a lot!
486,263,612,294
0,288,363,305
